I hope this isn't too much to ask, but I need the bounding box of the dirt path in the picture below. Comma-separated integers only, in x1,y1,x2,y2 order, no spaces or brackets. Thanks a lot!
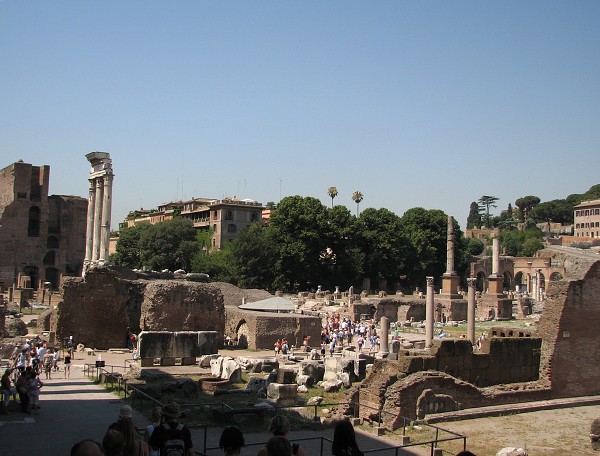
431,405,599,455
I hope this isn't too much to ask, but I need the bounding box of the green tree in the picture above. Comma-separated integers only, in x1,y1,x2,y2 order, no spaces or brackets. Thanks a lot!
357,208,408,290
499,227,544,256
269,196,330,291
325,205,363,289
529,199,573,225
399,208,462,287
114,223,153,269
327,186,338,208
515,195,541,222
229,223,278,289
352,191,364,217
466,201,483,229
477,196,499,228
138,218,199,271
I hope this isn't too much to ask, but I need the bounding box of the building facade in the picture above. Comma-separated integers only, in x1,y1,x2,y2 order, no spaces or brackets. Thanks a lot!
119,197,264,250
573,199,600,238
0,161,87,291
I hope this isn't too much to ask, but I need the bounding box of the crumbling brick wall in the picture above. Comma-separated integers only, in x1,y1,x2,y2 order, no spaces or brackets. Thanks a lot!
537,260,600,397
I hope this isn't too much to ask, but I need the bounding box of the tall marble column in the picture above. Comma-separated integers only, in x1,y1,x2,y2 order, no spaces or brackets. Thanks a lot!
446,215,455,274
99,174,113,264
535,269,542,301
467,278,477,344
92,177,104,262
492,237,500,276
84,178,96,267
425,277,435,349
83,152,114,275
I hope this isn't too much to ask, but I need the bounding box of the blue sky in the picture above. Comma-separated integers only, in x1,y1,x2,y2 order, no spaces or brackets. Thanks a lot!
2,1,599,229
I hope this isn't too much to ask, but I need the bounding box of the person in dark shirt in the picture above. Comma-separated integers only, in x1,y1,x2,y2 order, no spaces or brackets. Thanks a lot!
148,401,194,456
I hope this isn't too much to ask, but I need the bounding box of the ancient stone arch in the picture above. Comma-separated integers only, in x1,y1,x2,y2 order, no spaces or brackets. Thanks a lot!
236,319,249,348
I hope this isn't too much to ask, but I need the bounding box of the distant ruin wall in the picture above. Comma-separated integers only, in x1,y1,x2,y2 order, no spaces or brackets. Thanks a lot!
56,267,225,349
225,308,321,350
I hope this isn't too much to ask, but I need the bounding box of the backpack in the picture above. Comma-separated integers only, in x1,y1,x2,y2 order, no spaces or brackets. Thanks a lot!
162,423,185,456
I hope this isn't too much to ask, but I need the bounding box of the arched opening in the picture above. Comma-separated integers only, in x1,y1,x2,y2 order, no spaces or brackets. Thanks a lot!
476,271,486,292
550,272,563,282
45,267,60,290
502,271,513,292
22,266,38,289
47,236,59,249
28,206,41,237
515,272,525,292
236,320,249,348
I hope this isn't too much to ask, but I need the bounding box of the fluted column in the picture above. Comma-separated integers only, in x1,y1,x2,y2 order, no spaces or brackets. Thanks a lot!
425,277,435,349
92,177,104,261
84,178,96,266
99,174,113,264
467,278,477,344
535,269,542,301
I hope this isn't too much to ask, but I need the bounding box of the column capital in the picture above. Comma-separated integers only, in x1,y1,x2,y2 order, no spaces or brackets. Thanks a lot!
426,276,434,287
467,277,477,288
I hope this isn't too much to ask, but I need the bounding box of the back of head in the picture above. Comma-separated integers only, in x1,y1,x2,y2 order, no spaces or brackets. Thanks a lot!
219,426,245,454
332,420,359,454
269,414,291,436
266,436,292,456
103,429,125,456
71,439,104,456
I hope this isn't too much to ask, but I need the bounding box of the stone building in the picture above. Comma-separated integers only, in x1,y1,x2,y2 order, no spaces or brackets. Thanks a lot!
573,199,600,238
118,197,264,251
0,161,87,291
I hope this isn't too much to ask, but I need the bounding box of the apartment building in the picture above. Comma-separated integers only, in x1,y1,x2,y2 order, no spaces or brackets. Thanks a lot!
573,199,600,238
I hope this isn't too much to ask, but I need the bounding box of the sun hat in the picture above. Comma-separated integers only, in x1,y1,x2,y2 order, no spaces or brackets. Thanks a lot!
163,401,181,418
119,404,133,418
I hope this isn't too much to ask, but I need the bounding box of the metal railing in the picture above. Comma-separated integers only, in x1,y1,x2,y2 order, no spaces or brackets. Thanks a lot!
84,365,466,455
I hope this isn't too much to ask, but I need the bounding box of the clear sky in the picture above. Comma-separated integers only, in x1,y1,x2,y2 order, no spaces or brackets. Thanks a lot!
2,1,599,230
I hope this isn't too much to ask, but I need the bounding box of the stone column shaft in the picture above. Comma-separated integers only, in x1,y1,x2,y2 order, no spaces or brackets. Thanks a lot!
84,179,96,265
379,316,389,354
446,216,455,274
425,277,435,349
467,278,477,345
99,174,113,263
492,237,500,276
92,178,104,261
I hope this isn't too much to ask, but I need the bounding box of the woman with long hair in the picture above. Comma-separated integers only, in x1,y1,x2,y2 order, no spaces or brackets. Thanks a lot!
331,420,364,456
113,417,148,456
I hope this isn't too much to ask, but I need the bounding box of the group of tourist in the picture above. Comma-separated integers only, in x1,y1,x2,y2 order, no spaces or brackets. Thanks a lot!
69,406,364,456
218,414,364,456
1,336,75,415
321,314,380,356
71,401,195,456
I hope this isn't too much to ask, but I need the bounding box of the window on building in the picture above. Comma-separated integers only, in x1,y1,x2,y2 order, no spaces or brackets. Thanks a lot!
228,223,237,233
17,192,27,199
225,210,233,221
28,206,41,237
43,251,55,266
47,236,59,249
251,212,258,222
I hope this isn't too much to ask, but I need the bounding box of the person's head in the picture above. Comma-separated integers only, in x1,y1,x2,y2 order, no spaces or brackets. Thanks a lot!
71,439,104,456
113,417,138,453
150,405,163,424
266,436,292,456
269,414,290,437
219,426,245,455
102,429,125,456
332,420,359,452
455,452,476,456
118,404,132,420
162,401,181,421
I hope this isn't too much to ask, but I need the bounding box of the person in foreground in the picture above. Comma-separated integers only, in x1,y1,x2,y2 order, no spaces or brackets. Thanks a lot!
219,426,245,455
331,420,364,456
256,414,306,456
149,401,195,456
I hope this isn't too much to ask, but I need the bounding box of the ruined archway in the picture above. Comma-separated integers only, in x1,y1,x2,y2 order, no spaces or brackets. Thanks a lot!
45,267,60,290
502,271,513,291
236,320,249,348
476,271,486,292
550,272,563,282
515,271,524,292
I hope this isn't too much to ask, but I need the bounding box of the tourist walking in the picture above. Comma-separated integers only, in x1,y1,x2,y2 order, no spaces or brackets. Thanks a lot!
144,406,163,456
15,368,30,413
27,372,43,414
64,350,72,379
1,368,16,414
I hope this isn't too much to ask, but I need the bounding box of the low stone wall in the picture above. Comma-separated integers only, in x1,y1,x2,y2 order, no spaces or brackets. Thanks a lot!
138,331,218,367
